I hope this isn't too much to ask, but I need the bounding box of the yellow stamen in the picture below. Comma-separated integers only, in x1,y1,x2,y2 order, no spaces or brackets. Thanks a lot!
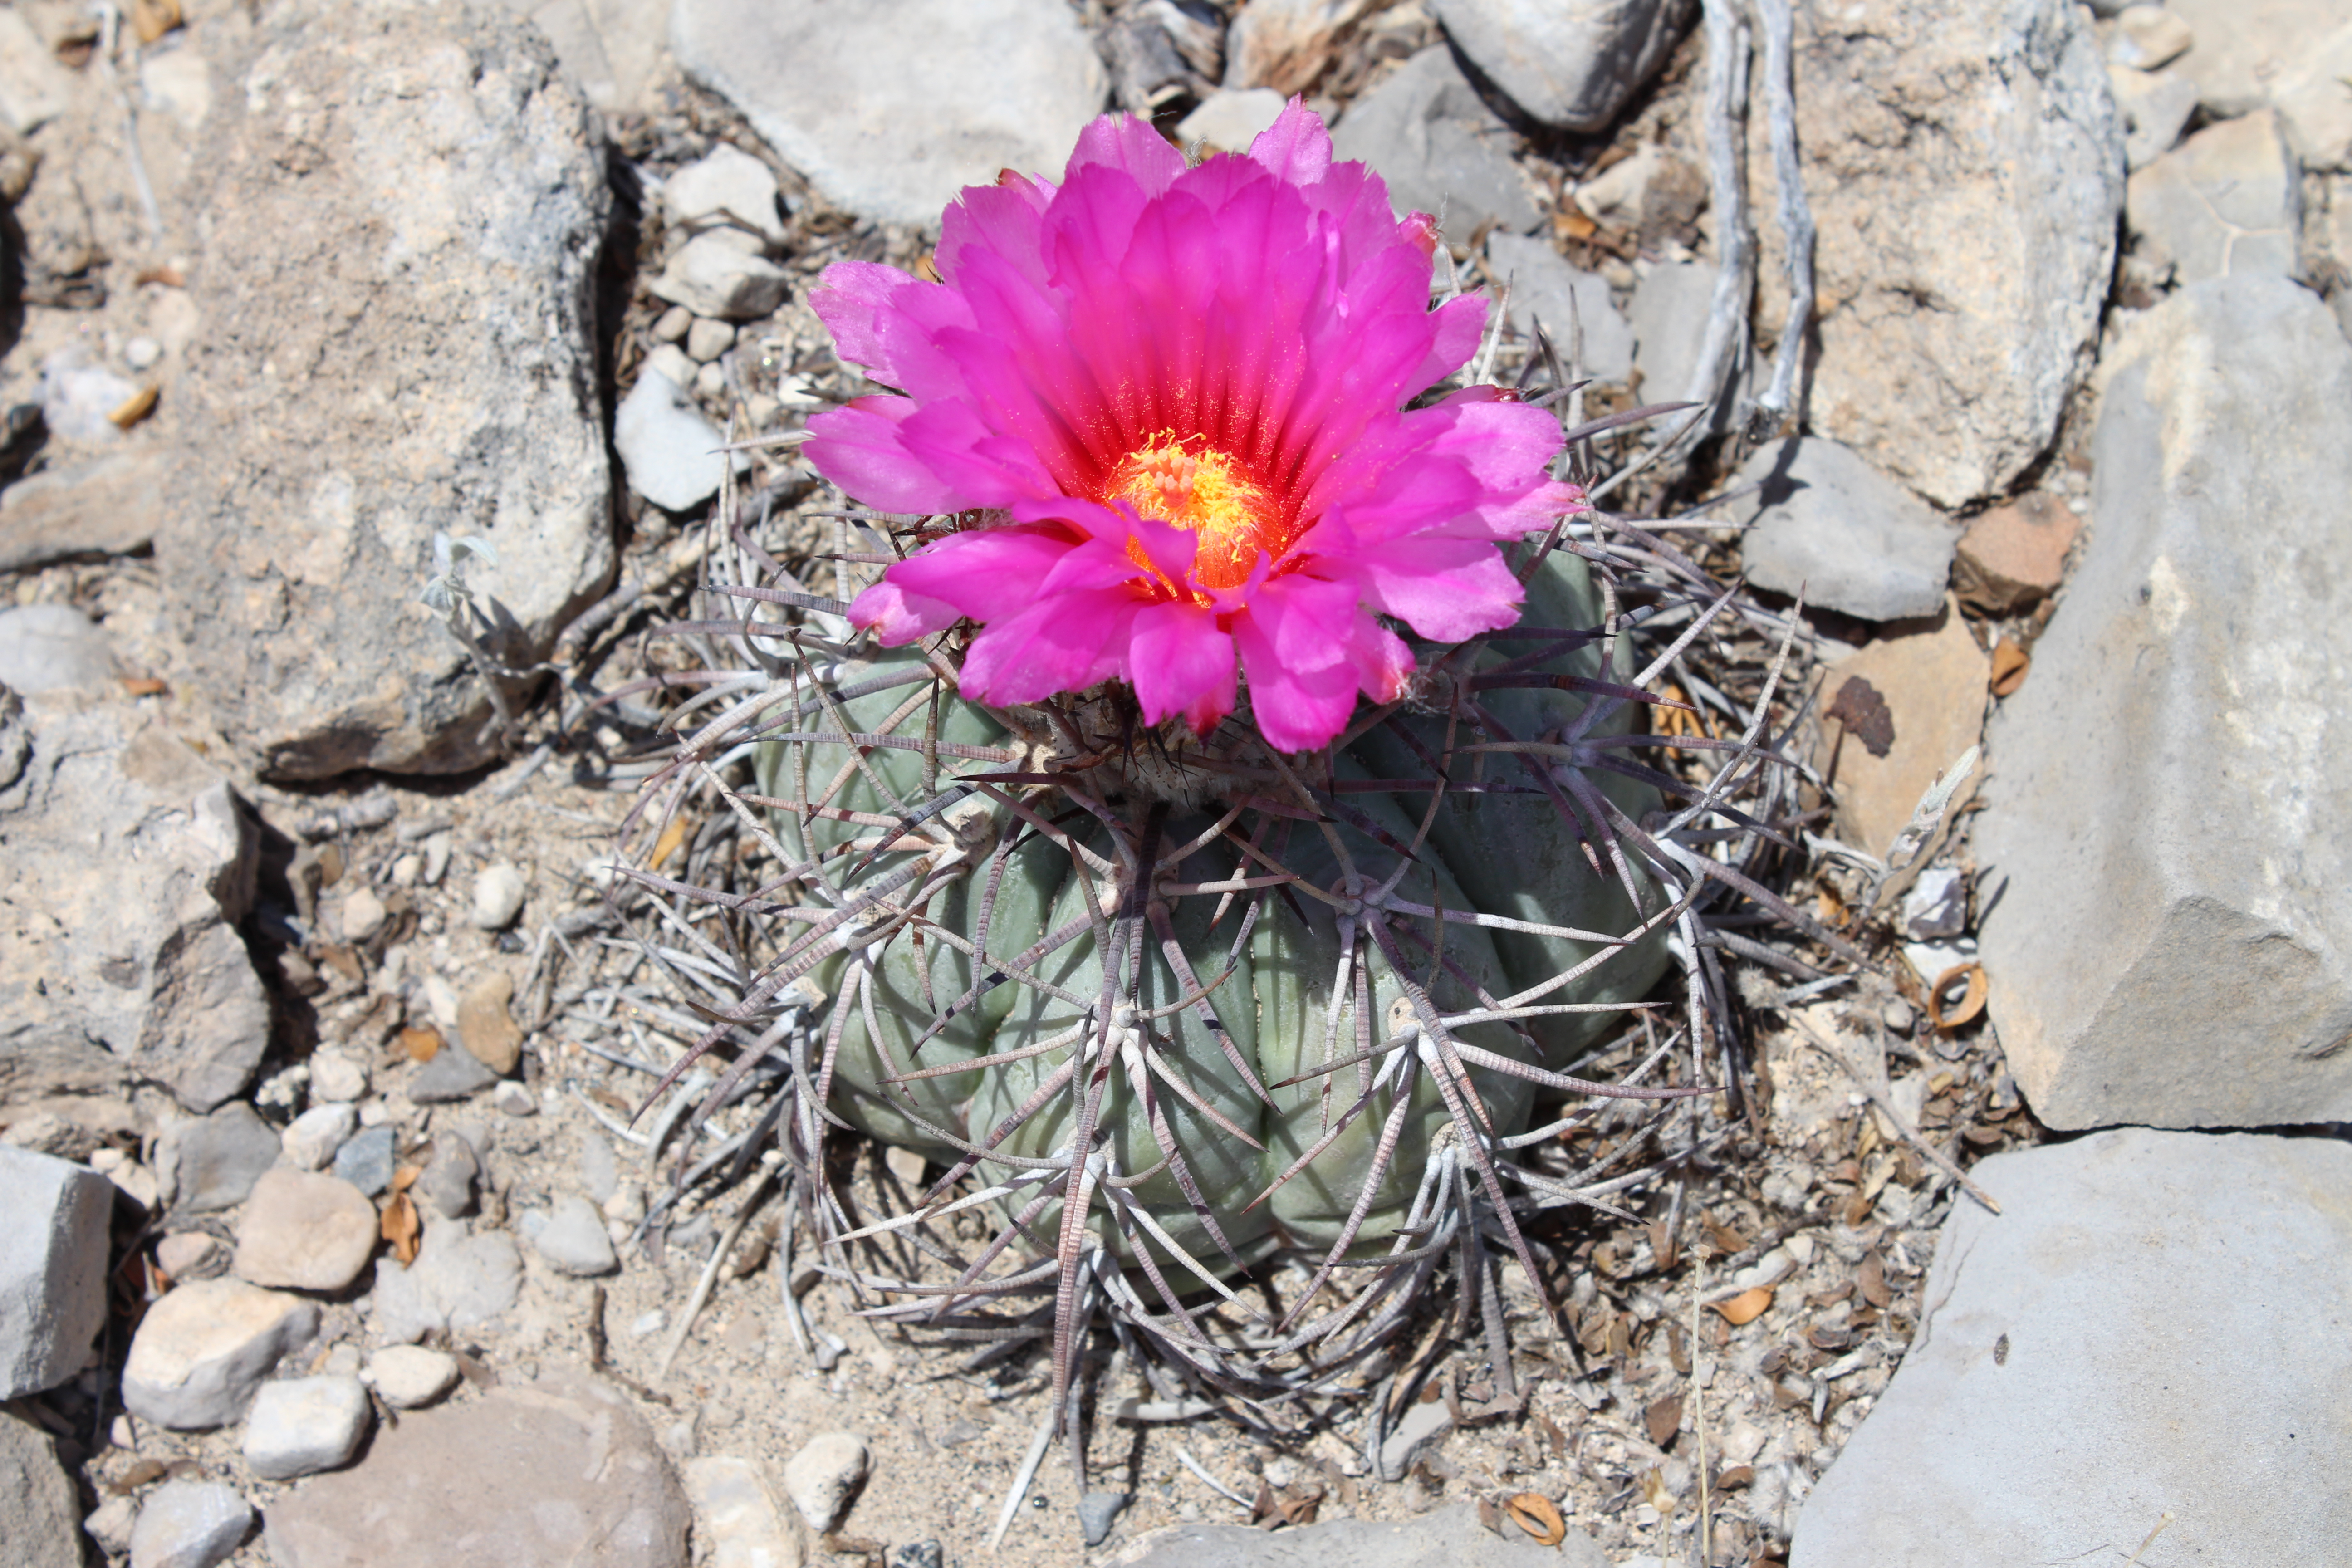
1104,434,1284,592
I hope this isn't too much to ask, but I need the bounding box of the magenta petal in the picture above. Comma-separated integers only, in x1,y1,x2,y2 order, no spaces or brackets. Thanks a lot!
1348,536,1526,643
802,400,971,515
1248,98,1333,187
1129,602,1237,735
1067,112,1187,197
885,528,1079,623
849,578,960,644
1234,606,1360,754
958,590,1141,707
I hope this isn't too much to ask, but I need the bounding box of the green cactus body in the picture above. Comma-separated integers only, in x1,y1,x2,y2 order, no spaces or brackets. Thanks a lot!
753,549,1668,1279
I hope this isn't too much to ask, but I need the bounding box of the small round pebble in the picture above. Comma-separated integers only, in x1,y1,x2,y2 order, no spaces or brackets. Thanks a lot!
242,1375,371,1480
469,863,527,930
124,335,163,370
491,1079,538,1118
366,1344,459,1409
331,1123,397,1197
530,1195,617,1277
129,1480,251,1568
153,1232,219,1279
308,1049,369,1103
1078,1490,1129,1547
281,1103,358,1171
782,1431,869,1534
651,303,693,343
685,317,735,363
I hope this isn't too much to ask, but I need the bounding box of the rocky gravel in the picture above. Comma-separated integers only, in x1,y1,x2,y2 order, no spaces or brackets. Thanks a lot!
0,1,2347,1566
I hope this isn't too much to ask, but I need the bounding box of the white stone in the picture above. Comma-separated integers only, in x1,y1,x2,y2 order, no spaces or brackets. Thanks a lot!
241,1375,370,1480
1977,276,2352,1128
780,1431,869,1533
368,1222,524,1343
1175,88,1287,152
469,864,527,931
308,1049,368,1103
1792,1131,2352,1566
1376,1398,1453,1481
0,1147,113,1398
128,1480,250,1568
685,318,736,364
230,1169,379,1293
492,1079,538,1118
2272,20,2352,173
121,1279,318,1430
530,1196,618,1277
1431,0,1690,132
649,232,789,322
0,11,72,133
336,886,386,944
2107,65,2200,172
672,0,1108,227
615,370,733,514
683,1456,799,1568
365,1345,460,1410
2166,0,2335,118
663,143,789,245
280,1103,357,1172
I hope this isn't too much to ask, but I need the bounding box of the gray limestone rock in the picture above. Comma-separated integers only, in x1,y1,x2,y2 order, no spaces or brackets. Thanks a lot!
2107,64,2198,172
0,1147,113,1398
159,0,614,780
672,0,1107,227
1732,439,1958,622
128,1480,251,1568
528,1195,618,1277
1750,0,2123,505
1332,47,1543,240
1976,275,2352,1128
368,1221,523,1343
1119,1502,1607,1566
264,1374,690,1568
166,1105,280,1212
1484,232,1632,382
241,1375,371,1480
231,1170,378,1293
2167,0,2337,119
1431,0,1694,132
0,1410,82,1568
409,1039,497,1103
121,1279,318,1430
1791,1130,2352,1566
0,603,116,692
2126,110,2304,284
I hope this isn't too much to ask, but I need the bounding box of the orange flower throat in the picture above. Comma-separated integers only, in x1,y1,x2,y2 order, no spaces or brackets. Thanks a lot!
1104,435,1285,591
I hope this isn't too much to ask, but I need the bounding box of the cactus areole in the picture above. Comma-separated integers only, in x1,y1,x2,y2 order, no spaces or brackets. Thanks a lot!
715,104,1718,1406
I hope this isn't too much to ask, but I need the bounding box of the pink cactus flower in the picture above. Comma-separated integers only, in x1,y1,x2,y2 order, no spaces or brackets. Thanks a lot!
804,102,1586,753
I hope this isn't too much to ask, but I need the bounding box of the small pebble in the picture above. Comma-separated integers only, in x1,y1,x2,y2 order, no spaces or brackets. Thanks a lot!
338,886,387,944
684,318,735,363
470,864,526,930
124,336,163,370
309,1049,369,1103
782,1431,870,1534
890,1543,945,1568
630,1310,668,1338
455,970,522,1076
154,1232,219,1279
365,1344,459,1409
232,1170,378,1292
390,852,421,887
578,1136,618,1205
415,1134,480,1220
1078,1490,1129,1547
492,1080,537,1117
603,1181,646,1226
242,1375,371,1480
530,1195,617,1276
128,1480,250,1568
694,360,728,399
333,1124,397,1196
282,1103,358,1171
85,1494,137,1556
420,832,451,886
652,304,693,342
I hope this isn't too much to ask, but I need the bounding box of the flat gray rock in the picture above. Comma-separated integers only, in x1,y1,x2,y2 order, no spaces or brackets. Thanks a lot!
0,1408,83,1568
121,1279,317,1431
0,603,114,694
1431,0,1692,132
1332,47,1543,240
159,0,614,780
2108,64,2198,172
1484,233,1632,382
672,0,1107,227
0,451,163,573
368,1221,523,1343
1791,1129,2352,1567
242,1375,370,1481
527,1195,618,1277
167,1104,280,1212
1763,0,2122,505
1733,439,1957,621
1114,1502,1606,1567
0,1147,112,1399
264,1374,690,1568
129,1480,250,1568
1977,275,2352,1128
409,1038,497,1103
2126,110,2304,284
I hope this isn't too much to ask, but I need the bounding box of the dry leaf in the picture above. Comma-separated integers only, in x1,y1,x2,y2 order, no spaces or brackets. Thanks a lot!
1929,963,1989,1031
390,1163,422,1195
1713,1286,1774,1325
648,814,693,872
1857,1251,1891,1308
1555,207,1598,241
1714,1464,1755,1490
1989,636,2030,696
400,1025,443,1063
130,0,181,45
381,1191,420,1265
119,676,167,696
1645,1392,1684,1447
133,264,185,288
1637,1466,1675,1514
1504,1492,1567,1547
108,384,158,429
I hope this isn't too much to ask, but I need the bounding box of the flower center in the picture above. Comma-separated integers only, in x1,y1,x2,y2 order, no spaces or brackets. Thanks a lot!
1104,435,1284,591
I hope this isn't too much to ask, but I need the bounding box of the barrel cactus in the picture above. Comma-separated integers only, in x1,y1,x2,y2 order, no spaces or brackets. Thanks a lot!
626,103,1797,1441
